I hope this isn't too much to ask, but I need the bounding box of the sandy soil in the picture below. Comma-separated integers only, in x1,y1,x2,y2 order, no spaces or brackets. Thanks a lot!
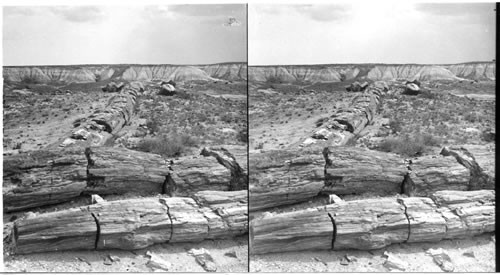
4,235,248,272
250,233,495,272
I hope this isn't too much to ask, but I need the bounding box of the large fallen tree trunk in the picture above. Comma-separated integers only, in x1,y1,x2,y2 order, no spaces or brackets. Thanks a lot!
299,81,388,148
4,146,245,212
12,190,247,254
250,146,494,211
56,81,144,148
250,190,494,254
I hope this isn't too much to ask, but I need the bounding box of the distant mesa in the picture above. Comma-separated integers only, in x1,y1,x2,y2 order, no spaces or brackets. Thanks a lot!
3,63,247,84
248,62,495,83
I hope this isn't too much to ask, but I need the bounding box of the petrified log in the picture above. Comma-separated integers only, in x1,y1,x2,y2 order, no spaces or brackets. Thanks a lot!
4,146,241,212
3,146,89,212
250,190,494,254
13,191,247,254
201,146,248,191
249,148,325,211
250,146,477,211
440,145,495,190
301,81,387,147
58,81,144,147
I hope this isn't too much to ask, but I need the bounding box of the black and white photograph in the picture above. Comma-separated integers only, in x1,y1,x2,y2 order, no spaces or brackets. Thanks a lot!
1,0,497,274
248,2,495,272
2,3,248,272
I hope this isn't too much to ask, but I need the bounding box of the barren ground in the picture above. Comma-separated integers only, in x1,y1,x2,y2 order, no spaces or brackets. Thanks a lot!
2,79,248,272
249,79,496,272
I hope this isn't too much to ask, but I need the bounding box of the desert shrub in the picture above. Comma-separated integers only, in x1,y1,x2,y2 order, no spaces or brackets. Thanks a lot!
221,113,233,123
389,119,403,133
463,112,477,123
176,90,191,100
135,133,197,157
146,117,161,134
378,133,440,157
418,89,437,99
237,128,248,143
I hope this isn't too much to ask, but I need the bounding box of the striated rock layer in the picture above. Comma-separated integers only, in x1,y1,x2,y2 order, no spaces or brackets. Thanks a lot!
248,62,495,83
3,63,247,84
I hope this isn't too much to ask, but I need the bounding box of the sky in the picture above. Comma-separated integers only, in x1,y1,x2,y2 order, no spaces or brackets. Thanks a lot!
3,4,247,65
249,2,496,65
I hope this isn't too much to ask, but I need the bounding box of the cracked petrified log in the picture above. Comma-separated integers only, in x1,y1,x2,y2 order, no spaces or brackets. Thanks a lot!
4,146,243,212
58,81,144,147
12,190,247,254
250,190,494,254
250,146,493,211
302,81,388,147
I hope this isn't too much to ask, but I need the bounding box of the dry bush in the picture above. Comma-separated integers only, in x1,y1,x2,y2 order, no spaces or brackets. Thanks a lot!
378,133,441,157
136,133,198,157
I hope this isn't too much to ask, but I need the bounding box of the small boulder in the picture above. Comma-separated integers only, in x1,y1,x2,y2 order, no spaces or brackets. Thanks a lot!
146,251,172,271
383,252,407,271
312,128,332,140
188,248,217,272
426,248,454,272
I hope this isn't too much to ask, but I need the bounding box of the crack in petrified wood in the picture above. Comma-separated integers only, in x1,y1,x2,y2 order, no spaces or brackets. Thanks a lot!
3,146,245,212
249,144,494,211
250,190,494,255
12,191,247,254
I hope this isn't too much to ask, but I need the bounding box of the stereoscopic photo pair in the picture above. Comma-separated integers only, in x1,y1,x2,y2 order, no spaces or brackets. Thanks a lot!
2,2,496,273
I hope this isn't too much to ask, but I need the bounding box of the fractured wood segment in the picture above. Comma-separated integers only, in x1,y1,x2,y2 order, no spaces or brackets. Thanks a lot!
12,191,248,254
327,198,408,250
168,156,232,196
59,82,144,147
4,146,242,212
3,147,88,212
250,190,495,255
408,155,471,195
250,208,333,255
302,81,388,147
86,147,170,195
89,199,171,250
250,145,484,211
322,146,407,195
15,208,97,254
249,148,325,211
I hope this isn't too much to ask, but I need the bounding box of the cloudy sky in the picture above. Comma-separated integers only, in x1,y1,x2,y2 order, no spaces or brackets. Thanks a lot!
3,5,247,65
249,2,495,65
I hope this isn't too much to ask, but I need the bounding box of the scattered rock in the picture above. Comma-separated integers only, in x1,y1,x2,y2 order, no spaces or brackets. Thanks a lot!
224,251,238,258
339,256,350,266
313,256,327,266
383,251,407,271
462,251,475,258
328,194,344,204
91,194,105,204
76,256,91,266
188,248,217,272
345,254,357,262
426,248,454,272
103,257,113,265
107,254,120,262
146,251,171,271
60,138,76,147
312,128,332,140
301,137,317,146
464,127,481,134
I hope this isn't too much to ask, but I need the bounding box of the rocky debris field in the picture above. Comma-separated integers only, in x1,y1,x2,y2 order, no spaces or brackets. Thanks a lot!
248,77,495,272
3,69,249,272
